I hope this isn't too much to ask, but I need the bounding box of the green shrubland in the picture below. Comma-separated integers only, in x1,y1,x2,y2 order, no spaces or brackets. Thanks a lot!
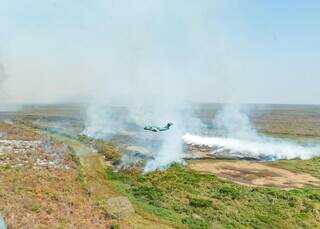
106,164,320,229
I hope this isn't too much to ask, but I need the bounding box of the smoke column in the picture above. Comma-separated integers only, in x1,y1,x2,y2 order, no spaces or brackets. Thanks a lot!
143,108,185,172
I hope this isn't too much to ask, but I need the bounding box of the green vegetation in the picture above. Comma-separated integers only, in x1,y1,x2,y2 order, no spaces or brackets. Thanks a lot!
67,145,86,183
95,140,121,165
106,164,320,229
77,134,122,165
271,157,320,179
189,198,212,208
77,134,95,145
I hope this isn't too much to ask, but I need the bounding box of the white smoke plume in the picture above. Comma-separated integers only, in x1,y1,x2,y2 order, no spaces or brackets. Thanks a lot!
83,101,192,171
83,103,128,138
144,128,184,172
183,104,320,161
143,109,185,172
214,104,257,140
182,134,320,160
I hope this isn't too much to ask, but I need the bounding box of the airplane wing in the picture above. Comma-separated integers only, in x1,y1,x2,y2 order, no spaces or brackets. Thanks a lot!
144,126,160,132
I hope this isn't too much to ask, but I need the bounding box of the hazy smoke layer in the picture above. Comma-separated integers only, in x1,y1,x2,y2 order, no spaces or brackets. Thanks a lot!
183,105,320,161
0,62,9,102
83,104,130,138
0,63,6,89
0,1,319,172
214,104,257,139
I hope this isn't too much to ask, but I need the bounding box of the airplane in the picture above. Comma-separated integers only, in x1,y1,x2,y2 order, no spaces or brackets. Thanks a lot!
144,122,173,132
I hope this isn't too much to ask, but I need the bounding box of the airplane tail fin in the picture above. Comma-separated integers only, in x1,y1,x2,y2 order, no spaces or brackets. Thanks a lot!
166,122,173,128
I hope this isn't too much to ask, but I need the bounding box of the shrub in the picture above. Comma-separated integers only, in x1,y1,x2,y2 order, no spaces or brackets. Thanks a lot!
217,185,241,199
131,185,163,206
96,141,121,165
182,217,210,229
189,198,212,208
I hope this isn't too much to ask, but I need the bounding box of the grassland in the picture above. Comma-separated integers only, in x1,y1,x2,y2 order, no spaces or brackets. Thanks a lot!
106,163,320,229
270,157,320,179
1,104,320,228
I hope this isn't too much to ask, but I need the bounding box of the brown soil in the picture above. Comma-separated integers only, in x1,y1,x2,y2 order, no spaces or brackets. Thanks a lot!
189,160,320,189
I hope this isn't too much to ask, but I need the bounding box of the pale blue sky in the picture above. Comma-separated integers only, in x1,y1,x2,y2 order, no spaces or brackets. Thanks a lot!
0,0,319,104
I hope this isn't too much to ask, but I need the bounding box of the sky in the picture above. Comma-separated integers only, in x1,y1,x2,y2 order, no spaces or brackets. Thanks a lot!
0,0,319,104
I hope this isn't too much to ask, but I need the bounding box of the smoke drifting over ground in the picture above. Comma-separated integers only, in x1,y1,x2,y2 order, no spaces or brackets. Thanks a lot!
83,101,320,172
183,105,320,161
83,104,198,171
183,134,320,160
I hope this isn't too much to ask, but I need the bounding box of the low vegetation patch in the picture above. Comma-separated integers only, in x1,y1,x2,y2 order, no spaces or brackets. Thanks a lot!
77,135,122,165
270,157,320,178
106,164,320,229
95,140,121,165
189,198,212,208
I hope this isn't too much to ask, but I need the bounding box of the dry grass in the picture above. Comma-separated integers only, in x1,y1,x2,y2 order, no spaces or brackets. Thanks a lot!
0,166,111,228
0,122,40,141
250,106,320,138
0,121,112,228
